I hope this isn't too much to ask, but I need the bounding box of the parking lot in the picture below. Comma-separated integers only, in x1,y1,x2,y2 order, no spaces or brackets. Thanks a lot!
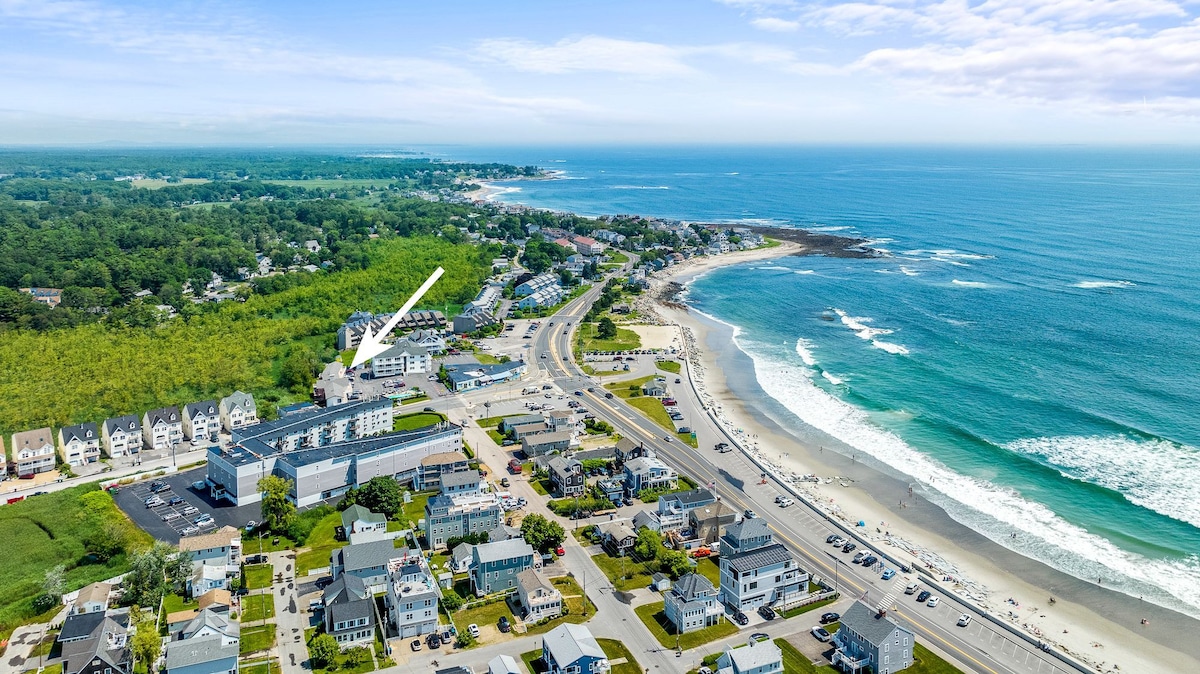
114,467,262,544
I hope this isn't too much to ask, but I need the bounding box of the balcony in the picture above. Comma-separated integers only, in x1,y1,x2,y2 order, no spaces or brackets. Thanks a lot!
832,649,871,671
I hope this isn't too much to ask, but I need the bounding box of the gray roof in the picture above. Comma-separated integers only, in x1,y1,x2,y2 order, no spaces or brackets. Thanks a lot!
724,638,782,672
103,414,141,434
451,542,476,565
164,634,237,670
337,540,406,573
724,543,793,573
547,456,580,479
441,469,481,490
221,390,256,411
724,518,771,543
377,338,429,358
184,400,218,419
488,654,522,674
543,623,605,666
58,612,106,642
473,538,535,564
500,414,543,429
666,488,714,507
521,430,573,447
181,608,239,641
341,504,386,529
324,574,370,605
516,568,555,597
144,406,181,426
60,422,99,445
839,601,912,647
671,572,715,601
60,615,130,674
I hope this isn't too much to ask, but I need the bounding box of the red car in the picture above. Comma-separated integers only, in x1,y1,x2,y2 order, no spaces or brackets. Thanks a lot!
508,459,522,474
555,546,566,556
692,547,712,558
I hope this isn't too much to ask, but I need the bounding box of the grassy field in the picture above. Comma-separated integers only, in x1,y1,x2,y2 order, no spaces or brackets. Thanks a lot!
656,360,682,374
129,178,211,189
453,596,516,639
476,414,525,428
244,564,275,590
603,375,659,396
695,557,721,586
242,593,276,622
400,491,434,529
778,596,839,619
606,251,630,264
487,429,506,445
393,411,446,431
240,624,277,655
590,553,655,592
579,323,642,352
625,397,699,447
598,638,641,674
635,601,738,650
239,660,281,674
162,593,198,615
0,484,152,639
910,643,965,674
296,511,344,576
775,637,837,674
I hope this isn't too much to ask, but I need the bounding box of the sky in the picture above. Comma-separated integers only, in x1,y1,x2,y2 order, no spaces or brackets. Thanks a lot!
1,0,1198,144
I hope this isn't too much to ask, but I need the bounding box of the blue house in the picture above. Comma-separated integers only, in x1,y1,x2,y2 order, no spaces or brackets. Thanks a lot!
542,623,610,674
470,538,537,596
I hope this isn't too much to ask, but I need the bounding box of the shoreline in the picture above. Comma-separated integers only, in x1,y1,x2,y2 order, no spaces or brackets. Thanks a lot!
646,250,1200,674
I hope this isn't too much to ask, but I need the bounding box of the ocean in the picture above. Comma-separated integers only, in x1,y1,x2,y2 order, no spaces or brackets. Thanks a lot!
442,146,1200,618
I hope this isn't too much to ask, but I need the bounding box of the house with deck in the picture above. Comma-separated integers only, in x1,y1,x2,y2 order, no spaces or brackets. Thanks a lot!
664,573,724,634
11,428,56,476
516,569,563,622
182,401,220,442
143,406,184,450
832,601,914,674
59,422,101,466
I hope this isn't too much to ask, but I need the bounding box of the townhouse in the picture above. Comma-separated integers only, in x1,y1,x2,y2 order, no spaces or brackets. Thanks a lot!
218,391,258,432
58,422,101,466
386,557,441,638
718,542,806,612
11,428,56,476
521,431,573,458
664,573,724,634
102,415,142,458
547,456,585,498
331,540,411,594
323,574,378,649
182,400,220,443
143,406,184,450
414,451,471,491
424,492,504,549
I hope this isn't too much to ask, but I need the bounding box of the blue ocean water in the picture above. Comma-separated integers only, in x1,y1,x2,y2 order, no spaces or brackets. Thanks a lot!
444,146,1200,616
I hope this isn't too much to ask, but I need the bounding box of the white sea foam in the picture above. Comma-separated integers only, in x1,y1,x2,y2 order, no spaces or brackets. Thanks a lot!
1073,280,1137,289
483,186,523,202
726,172,740,175
951,279,991,288
821,371,845,385
899,266,920,276
754,265,790,271
810,226,852,232
832,309,910,354
794,270,816,275
733,337,1200,618
1006,435,1200,528
611,185,669,190
794,338,818,366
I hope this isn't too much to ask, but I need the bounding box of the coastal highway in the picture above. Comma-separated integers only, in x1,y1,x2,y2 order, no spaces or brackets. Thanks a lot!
533,290,1082,674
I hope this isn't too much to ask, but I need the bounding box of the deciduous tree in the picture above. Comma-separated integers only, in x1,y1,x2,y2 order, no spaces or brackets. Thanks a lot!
258,475,296,532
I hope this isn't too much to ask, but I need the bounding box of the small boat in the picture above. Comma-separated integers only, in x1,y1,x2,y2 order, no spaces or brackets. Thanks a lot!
824,477,833,484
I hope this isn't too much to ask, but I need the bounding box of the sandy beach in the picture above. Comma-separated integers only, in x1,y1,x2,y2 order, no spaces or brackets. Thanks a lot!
644,246,1200,674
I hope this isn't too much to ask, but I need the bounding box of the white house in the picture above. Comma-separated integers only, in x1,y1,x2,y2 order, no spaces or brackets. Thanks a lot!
102,415,142,457
11,428,57,476
370,339,432,377
408,329,447,354
341,505,391,545
218,391,257,432
143,406,184,450
718,543,806,612
716,637,783,674
664,573,723,634
182,401,220,442
178,526,242,576
516,569,563,623
58,422,101,466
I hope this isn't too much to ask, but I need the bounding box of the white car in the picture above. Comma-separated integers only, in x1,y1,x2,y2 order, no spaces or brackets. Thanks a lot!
778,497,794,507
927,596,940,608
957,614,972,627
468,623,480,638
811,626,832,642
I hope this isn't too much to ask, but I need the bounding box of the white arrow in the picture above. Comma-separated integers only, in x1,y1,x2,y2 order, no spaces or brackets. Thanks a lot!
350,266,445,369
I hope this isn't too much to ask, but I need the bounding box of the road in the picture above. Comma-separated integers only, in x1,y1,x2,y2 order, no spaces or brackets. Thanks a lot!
526,278,1083,674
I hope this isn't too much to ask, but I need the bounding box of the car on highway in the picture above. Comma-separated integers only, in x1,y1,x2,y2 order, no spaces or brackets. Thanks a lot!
663,435,672,442
732,611,749,626
605,392,614,399
811,626,832,642
555,546,566,556
916,590,932,603
819,612,840,624
957,614,972,627
757,605,776,620
587,387,595,392
744,509,758,519
500,478,510,487
927,596,940,608
881,568,896,581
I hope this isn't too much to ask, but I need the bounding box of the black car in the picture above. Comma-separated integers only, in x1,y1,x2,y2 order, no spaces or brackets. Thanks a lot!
819,612,841,624
757,605,776,620
862,555,879,567
605,392,614,399
842,542,856,553
825,534,840,544
315,576,333,589
149,482,170,493
916,590,932,603
498,616,511,633
732,611,749,626
427,633,441,648
167,496,185,506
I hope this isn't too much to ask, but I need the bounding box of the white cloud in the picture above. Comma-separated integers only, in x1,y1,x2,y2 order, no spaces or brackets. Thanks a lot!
475,36,695,76
751,16,802,31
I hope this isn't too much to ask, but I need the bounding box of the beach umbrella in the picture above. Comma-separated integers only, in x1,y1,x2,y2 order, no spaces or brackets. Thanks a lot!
858,520,866,527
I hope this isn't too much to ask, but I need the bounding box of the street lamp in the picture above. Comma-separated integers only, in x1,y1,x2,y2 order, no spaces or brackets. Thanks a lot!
826,552,840,595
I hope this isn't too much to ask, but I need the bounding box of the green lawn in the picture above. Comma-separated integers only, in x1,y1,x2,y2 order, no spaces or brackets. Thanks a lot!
598,638,642,674
242,593,276,622
590,553,655,592
162,593,198,615
394,411,446,431
910,643,965,674
0,484,152,640
579,323,642,352
296,510,345,576
487,429,507,445
239,660,282,674
625,397,699,447
695,557,721,586
400,491,435,528
244,563,275,590
606,251,630,264
28,632,57,658
531,477,552,496
634,601,738,650
476,413,525,428
240,624,277,655
656,360,682,374
778,596,839,619
521,649,546,674
312,648,376,674
775,637,837,674
603,374,659,396
400,394,431,405
453,597,516,641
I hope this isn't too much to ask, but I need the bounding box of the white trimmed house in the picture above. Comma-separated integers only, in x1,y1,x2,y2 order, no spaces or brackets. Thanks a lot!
143,406,184,450
183,401,220,442
58,422,101,466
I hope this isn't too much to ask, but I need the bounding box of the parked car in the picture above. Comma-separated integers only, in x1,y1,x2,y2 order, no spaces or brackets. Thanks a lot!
410,639,422,652
862,555,878,567
245,520,257,532
191,480,208,491
852,552,866,564
819,612,840,624
498,616,511,633
778,497,794,507
732,611,749,626
180,526,198,536
757,605,776,620
427,633,441,648
692,547,712,558
957,614,972,627
842,542,856,553
181,505,199,515
751,632,770,642
162,512,181,522
927,596,940,608
678,426,692,434
881,568,896,581
811,626,832,642
193,514,214,525
500,478,510,488
167,496,184,506
467,623,480,638
144,496,164,508
675,378,682,384
916,591,932,603
826,534,841,544
905,583,920,595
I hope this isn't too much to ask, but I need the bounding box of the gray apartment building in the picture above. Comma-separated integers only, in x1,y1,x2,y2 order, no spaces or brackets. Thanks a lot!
470,538,537,596
424,492,504,549
832,601,915,674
